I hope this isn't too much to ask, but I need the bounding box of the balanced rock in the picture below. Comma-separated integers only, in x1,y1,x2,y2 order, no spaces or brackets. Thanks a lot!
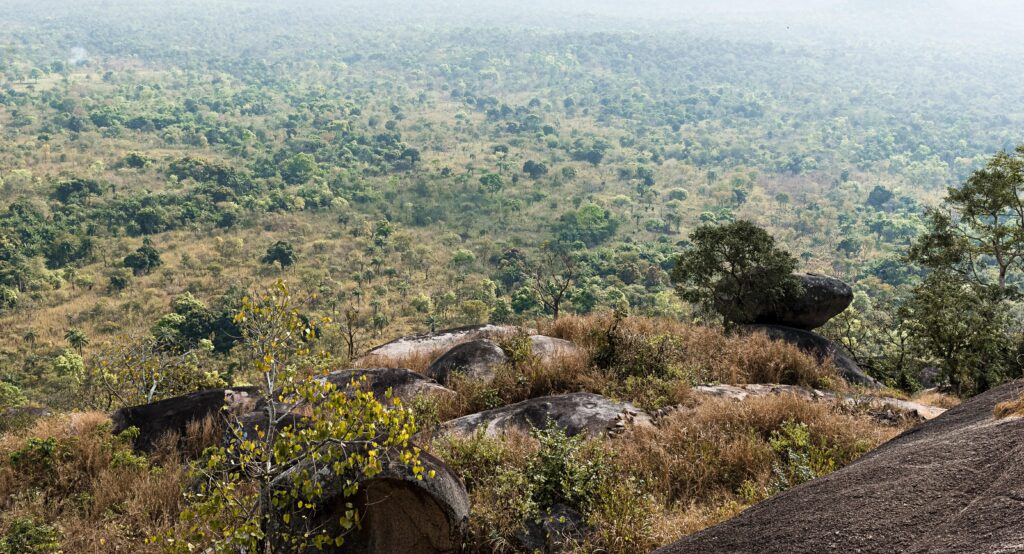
745,324,878,387
425,339,508,385
111,387,259,452
437,392,652,438
751,273,853,330
274,449,469,554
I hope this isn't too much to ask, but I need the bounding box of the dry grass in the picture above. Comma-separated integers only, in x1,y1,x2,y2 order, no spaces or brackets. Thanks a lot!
994,394,1024,419
912,390,962,409
543,314,839,390
0,413,187,553
430,392,897,553
356,345,453,374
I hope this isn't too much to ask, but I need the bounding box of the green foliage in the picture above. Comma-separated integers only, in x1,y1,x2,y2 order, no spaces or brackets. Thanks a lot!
900,271,1018,396
0,381,27,409
123,239,162,276
163,281,424,553
672,220,801,325
527,424,612,512
767,421,838,494
0,517,62,554
261,240,296,270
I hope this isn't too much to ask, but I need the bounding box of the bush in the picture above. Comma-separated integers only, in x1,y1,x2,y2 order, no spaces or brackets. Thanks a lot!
0,517,62,554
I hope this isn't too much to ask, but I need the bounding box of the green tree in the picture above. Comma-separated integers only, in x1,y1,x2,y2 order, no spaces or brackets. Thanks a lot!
64,327,89,354
900,271,1017,396
672,220,800,325
479,173,504,194
909,146,1024,291
280,153,319,185
123,239,162,276
525,243,581,320
262,241,297,270
165,282,424,553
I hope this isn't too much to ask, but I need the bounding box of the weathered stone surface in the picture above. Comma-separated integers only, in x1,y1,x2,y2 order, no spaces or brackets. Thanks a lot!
111,387,260,452
425,339,508,385
437,392,652,438
655,379,1024,554
745,324,878,387
274,449,469,554
359,324,518,361
529,335,580,362
750,272,853,330
320,367,454,403
690,383,946,422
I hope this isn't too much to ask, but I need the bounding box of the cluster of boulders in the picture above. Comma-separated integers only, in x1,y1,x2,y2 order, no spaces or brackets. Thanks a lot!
110,328,602,554
107,277,884,553
741,273,877,387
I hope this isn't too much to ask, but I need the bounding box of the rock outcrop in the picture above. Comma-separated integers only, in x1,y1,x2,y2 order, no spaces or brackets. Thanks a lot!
425,339,508,385
745,324,877,387
358,324,517,361
436,392,652,438
320,367,454,403
655,379,1024,554
274,450,469,554
111,387,259,452
529,335,580,362
691,383,946,422
749,273,853,330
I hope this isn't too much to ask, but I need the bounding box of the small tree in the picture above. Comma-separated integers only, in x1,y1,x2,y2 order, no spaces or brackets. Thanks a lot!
123,239,162,276
525,242,581,320
64,327,89,354
164,281,424,553
672,220,801,326
900,271,1018,396
262,240,297,270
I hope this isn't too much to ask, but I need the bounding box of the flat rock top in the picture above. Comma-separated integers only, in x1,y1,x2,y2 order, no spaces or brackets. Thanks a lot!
437,392,652,438
360,325,518,360
655,380,1024,554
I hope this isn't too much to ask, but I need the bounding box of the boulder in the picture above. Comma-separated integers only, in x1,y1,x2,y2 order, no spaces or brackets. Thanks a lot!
690,383,946,422
745,324,878,387
274,449,469,554
437,392,652,438
111,387,260,452
749,273,853,330
425,339,508,385
654,379,1024,554
321,367,454,403
529,335,580,362
358,324,517,362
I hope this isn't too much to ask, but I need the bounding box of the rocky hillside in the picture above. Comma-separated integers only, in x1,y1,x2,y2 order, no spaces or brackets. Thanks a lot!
656,379,1024,554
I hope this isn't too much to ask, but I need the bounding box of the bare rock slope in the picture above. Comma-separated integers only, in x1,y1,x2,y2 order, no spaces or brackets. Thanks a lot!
655,379,1024,554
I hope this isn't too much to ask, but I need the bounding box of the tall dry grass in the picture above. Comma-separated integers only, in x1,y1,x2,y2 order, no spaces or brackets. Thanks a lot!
0,413,189,553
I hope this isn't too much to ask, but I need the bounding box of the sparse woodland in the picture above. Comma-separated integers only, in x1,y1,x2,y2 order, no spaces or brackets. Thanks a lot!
0,1,1021,552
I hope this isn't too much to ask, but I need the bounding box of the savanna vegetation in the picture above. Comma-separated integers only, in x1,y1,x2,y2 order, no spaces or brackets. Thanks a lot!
0,0,1022,552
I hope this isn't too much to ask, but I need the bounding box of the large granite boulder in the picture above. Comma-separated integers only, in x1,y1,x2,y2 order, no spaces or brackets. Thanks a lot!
358,325,518,362
111,387,260,452
745,324,878,388
273,449,469,554
320,367,454,403
237,368,453,439
654,379,1024,554
745,273,853,330
436,392,652,438
529,335,581,362
425,339,508,385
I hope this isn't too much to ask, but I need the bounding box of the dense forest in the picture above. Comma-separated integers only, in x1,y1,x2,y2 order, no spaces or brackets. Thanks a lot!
0,1,1023,552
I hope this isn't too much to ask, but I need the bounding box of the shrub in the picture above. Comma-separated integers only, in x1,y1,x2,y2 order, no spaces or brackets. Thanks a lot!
0,517,62,554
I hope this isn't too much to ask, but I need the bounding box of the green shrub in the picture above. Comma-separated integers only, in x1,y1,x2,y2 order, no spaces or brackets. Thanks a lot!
0,517,62,554
767,420,837,493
